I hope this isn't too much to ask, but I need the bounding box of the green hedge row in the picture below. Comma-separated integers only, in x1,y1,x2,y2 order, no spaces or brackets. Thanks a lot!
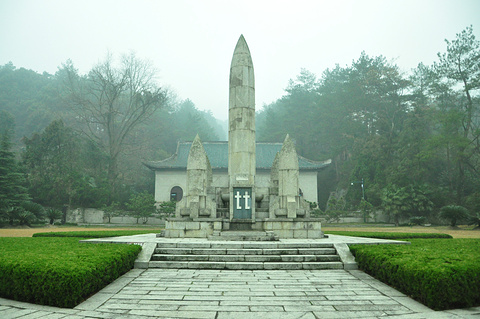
325,231,452,239
350,239,480,310
0,238,142,308
33,229,160,238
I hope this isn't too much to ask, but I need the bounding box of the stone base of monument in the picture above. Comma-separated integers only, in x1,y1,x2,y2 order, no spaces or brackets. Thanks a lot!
209,230,279,241
161,218,223,238
263,218,324,239
160,218,324,239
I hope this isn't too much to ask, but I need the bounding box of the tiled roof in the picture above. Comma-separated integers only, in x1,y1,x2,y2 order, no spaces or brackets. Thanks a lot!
144,141,330,171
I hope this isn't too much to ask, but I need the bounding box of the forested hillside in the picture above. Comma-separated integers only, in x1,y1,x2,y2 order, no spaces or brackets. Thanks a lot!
0,54,224,210
256,26,480,220
0,26,478,227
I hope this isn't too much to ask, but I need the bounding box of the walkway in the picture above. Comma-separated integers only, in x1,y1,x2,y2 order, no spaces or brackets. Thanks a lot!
1,234,479,318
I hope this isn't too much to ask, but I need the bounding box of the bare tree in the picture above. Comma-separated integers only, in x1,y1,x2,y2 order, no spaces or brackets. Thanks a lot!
64,53,167,201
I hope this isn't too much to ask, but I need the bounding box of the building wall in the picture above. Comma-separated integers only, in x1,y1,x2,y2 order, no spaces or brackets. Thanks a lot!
299,171,318,203
155,170,318,203
155,171,187,202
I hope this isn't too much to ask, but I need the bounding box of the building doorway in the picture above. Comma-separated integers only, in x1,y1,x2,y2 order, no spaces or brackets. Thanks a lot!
170,186,183,202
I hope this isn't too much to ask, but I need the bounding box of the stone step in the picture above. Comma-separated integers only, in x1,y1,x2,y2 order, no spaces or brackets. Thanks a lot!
156,242,335,249
151,254,341,262
154,247,337,256
148,261,344,270
148,241,345,270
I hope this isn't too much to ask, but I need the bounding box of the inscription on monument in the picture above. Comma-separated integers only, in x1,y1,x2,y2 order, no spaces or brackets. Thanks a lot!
233,187,252,219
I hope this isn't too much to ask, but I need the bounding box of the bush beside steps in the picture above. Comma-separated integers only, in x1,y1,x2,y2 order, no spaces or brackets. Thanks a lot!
0,237,142,308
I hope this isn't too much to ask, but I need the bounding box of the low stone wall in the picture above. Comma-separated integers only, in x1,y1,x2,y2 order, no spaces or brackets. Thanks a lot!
66,208,165,225
67,208,103,224
316,211,390,224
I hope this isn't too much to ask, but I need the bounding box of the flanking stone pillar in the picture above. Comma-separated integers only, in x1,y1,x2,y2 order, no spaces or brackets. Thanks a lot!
269,134,308,218
175,134,216,219
278,134,300,218
268,152,280,219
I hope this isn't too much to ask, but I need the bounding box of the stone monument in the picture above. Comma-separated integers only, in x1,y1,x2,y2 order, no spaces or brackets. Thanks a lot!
162,35,324,239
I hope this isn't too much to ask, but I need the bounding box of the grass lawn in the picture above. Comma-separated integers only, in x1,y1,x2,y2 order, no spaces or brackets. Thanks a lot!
0,226,162,237
323,224,480,238
32,229,162,238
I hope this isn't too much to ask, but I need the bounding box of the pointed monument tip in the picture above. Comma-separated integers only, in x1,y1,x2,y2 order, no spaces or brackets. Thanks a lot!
234,34,249,51
188,134,208,169
231,34,253,69
279,134,299,169
281,134,296,152
191,134,202,147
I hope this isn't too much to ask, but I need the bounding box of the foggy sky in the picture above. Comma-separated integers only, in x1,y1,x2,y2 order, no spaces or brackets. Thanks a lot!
1,0,479,120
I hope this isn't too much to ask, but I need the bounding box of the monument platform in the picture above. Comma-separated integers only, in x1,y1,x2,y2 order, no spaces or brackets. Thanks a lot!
161,218,324,239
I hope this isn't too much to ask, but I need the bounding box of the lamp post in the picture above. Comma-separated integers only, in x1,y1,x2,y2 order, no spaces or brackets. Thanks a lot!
351,178,366,222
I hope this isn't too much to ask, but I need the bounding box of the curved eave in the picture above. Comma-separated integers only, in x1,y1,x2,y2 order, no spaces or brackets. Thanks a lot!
297,157,332,170
143,153,178,170
145,159,332,172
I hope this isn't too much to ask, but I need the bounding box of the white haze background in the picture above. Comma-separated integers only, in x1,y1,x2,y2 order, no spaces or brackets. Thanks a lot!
1,0,479,120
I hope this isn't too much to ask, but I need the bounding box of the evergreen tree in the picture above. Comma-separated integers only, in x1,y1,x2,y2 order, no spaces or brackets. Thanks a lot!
0,111,30,222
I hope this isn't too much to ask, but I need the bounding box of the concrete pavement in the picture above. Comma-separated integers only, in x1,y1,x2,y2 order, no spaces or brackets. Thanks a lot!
1,234,479,318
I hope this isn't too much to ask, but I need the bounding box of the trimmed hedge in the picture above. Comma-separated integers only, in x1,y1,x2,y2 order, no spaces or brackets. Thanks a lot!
32,229,160,238
0,237,141,308
324,231,452,239
350,239,480,310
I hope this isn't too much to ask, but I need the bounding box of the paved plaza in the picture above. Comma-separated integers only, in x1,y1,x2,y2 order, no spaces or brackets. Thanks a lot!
1,235,479,318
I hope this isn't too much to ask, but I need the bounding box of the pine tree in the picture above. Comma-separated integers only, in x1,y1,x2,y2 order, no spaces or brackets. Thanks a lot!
0,111,30,222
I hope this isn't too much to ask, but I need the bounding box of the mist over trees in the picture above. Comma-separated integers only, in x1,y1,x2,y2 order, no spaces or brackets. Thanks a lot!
0,54,222,212
0,26,478,226
257,26,480,221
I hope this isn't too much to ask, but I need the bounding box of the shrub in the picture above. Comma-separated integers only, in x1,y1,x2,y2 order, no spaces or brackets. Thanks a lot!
20,201,46,224
16,209,37,226
325,197,346,223
46,208,62,225
468,212,480,228
1,201,46,226
358,199,374,222
409,216,427,226
440,205,469,227
0,237,141,308
157,201,176,218
310,208,323,218
126,192,156,224
101,201,122,223
381,184,433,226
350,239,480,310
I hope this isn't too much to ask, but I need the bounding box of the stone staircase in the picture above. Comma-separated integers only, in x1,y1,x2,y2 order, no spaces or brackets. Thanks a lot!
149,241,344,270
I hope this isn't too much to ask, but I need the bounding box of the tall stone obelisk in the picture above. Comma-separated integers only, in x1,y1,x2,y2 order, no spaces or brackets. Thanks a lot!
228,35,256,222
